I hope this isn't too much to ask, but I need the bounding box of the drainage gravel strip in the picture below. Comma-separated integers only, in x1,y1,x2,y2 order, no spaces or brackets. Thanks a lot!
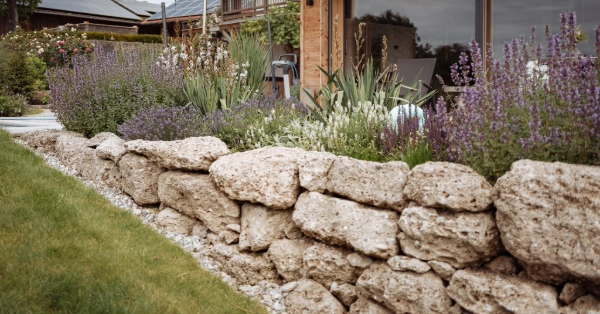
15,139,288,314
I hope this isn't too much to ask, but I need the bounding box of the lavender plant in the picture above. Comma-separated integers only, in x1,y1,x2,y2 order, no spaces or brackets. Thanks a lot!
436,12,599,182
49,46,184,137
118,106,208,141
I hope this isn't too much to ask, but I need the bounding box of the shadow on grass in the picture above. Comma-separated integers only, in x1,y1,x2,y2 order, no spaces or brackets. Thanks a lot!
0,130,267,314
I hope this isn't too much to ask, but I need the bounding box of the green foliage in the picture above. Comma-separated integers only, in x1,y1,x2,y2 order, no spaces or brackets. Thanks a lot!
240,2,300,48
76,32,163,43
0,93,28,117
26,56,48,90
395,140,433,169
183,35,268,115
305,60,435,124
0,0,43,31
0,130,269,314
0,49,36,98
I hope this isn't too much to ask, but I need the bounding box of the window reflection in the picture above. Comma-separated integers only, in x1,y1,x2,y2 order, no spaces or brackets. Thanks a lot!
492,0,599,58
343,0,475,92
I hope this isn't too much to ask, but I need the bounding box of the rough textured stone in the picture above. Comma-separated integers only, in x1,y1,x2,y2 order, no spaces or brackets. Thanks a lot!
218,230,239,244
330,283,358,307
297,151,336,193
398,205,502,268
327,156,409,211
348,297,393,314
119,153,164,205
125,137,229,171
55,133,90,172
448,304,465,314
303,242,366,287
16,130,70,154
387,256,431,273
285,278,347,314
226,253,280,285
428,260,456,281
77,146,121,189
293,192,399,259
88,132,119,147
447,269,560,314
494,160,600,286
155,207,197,234
158,171,240,234
560,283,588,305
404,162,493,212
356,262,451,314
268,238,314,282
560,295,600,314
226,224,241,233
96,137,126,163
192,224,208,238
346,253,374,269
239,203,295,252
484,255,520,276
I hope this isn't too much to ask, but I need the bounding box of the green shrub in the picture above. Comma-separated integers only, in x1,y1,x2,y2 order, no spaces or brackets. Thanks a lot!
0,93,28,117
82,32,163,44
26,56,48,90
0,49,36,98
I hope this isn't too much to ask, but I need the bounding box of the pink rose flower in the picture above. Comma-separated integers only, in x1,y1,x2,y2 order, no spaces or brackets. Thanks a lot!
73,48,79,53
59,49,65,54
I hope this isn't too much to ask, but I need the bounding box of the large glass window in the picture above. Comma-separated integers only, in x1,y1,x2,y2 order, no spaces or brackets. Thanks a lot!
342,0,476,91
492,1,599,57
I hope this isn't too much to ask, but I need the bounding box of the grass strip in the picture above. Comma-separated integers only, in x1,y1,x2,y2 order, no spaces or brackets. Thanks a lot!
0,129,267,314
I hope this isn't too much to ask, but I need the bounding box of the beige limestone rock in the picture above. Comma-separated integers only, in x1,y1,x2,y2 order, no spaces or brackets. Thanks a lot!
297,151,336,193
226,224,241,233
484,255,520,276
356,262,451,314
124,137,229,171
155,207,197,234
157,171,240,234
218,230,239,244
192,224,208,238
560,295,600,314
206,241,240,266
327,156,409,211
78,147,121,189
239,203,295,252
284,222,304,239
268,238,314,282
346,253,374,269
348,296,393,314
428,260,457,281
226,253,280,285
96,137,126,163
447,269,560,314
330,283,358,307
560,283,588,305
209,147,304,209
88,132,119,147
285,278,347,314
398,205,501,268
404,162,493,212
119,153,164,205
387,256,431,273
16,130,70,154
293,192,399,259
494,160,600,286
303,242,366,287
55,133,90,172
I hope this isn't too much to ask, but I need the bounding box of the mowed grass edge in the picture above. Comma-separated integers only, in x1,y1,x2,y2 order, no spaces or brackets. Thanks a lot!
0,130,267,314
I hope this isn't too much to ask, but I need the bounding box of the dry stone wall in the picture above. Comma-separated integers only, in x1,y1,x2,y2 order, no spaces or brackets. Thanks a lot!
19,130,600,314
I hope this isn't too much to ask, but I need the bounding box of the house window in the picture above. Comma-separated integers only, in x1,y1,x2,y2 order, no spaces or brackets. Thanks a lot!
491,0,599,57
341,0,476,93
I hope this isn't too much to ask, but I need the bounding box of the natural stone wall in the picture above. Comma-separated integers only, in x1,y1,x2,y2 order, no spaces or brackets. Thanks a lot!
25,130,600,314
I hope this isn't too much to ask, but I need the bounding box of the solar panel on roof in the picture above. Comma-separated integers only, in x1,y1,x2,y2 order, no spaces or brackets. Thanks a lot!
146,0,220,21
38,0,141,20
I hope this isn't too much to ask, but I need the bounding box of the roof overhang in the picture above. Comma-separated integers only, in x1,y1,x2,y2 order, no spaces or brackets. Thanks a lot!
34,8,141,24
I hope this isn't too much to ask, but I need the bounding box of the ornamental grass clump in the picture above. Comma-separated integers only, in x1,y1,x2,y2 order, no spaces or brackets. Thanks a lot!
49,46,184,137
118,106,208,141
436,12,600,182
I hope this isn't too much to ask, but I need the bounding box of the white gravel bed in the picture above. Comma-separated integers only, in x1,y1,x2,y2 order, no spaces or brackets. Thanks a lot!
15,139,288,314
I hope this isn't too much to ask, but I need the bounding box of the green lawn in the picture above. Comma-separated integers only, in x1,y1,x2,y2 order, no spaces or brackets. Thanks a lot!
0,130,267,314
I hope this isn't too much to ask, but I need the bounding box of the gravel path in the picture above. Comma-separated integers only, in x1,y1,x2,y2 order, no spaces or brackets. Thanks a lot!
15,139,289,314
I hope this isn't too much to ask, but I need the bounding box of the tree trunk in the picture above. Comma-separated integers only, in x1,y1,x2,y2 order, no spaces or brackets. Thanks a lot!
6,0,18,33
